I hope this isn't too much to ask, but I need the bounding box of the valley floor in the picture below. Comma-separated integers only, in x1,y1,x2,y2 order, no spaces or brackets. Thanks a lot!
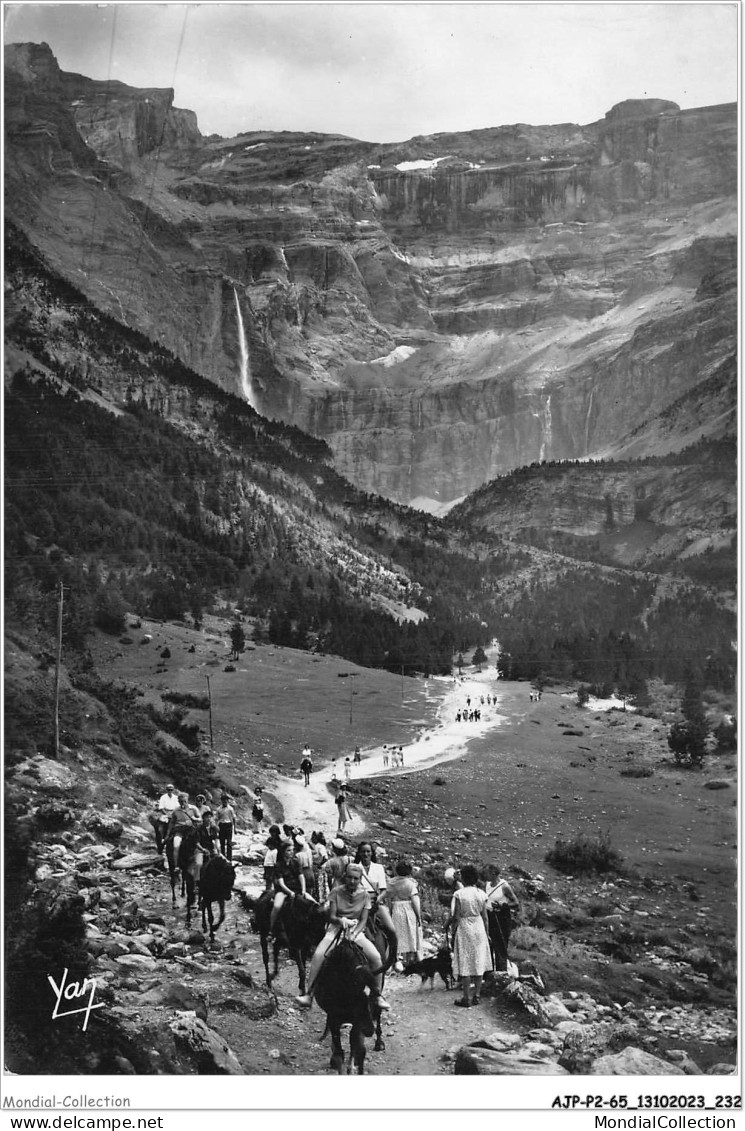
6,625,738,1081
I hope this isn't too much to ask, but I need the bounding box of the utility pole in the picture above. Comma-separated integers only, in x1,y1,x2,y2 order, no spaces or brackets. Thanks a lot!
401,662,405,703
205,675,214,749
349,672,356,726
53,581,63,758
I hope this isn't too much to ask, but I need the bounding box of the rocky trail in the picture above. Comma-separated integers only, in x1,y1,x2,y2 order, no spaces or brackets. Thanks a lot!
12,659,737,1077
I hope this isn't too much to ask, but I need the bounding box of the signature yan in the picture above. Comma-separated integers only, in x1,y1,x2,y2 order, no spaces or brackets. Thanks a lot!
47,968,105,1031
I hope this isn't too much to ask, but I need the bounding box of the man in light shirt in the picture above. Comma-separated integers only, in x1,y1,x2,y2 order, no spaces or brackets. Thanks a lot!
158,784,180,813
151,784,180,853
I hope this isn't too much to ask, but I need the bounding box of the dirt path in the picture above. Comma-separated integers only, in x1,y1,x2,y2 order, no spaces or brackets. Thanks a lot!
207,663,529,1074
101,653,736,1076
175,857,520,1076
265,657,520,837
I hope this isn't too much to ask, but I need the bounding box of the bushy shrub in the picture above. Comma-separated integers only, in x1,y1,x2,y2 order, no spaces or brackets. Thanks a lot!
94,587,127,635
545,831,624,876
713,717,737,754
620,766,654,778
162,690,210,710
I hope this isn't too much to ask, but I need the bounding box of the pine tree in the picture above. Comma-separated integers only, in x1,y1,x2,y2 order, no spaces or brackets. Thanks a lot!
668,668,710,766
229,620,246,659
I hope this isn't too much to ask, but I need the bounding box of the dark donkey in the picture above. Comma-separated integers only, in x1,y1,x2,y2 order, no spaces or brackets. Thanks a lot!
199,854,236,940
313,936,383,1074
165,824,200,919
243,889,326,994
313,909,394,1073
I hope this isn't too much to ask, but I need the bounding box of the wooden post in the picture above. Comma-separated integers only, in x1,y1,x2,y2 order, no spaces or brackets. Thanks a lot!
206,675,214,749
53,581,63,758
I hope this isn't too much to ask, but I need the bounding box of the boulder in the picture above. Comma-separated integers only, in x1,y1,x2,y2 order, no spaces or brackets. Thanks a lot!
521,1041,558,1060
14,755,76,791
169,1014,243,1074
554,1020,587,1037
496,978,554,1026
112,852,164,870
665,1050,703,1074
138,982,208,1020
590,1047,685,1075
98,938,130,958
84,812,124,839
455,1047,569,1075
163,943,188,959
129,936,157,957
81,845,117,862
542,996,575,1023
473,1031,523,1053
115,953,158,971
35,801,76,828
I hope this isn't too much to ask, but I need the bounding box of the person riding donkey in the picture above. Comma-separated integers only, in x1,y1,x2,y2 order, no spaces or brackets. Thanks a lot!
355,841,398,960
268,840,314,940
164,792,198,845
300,746,314,787
295,862,391,1011
150,782,179,853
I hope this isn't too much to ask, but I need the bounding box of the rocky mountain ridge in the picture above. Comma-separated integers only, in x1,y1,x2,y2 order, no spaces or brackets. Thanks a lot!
451,445,736,570
5,42,737,508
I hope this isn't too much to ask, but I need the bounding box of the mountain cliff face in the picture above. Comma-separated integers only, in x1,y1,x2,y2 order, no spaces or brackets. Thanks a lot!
4,43,737,508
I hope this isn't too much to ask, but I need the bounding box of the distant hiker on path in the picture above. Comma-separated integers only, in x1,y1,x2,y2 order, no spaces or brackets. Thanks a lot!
252,787,264,830
300,750,313,786
344,757,352,781
335,784,351,833
215,792,237,860
353,745,361,765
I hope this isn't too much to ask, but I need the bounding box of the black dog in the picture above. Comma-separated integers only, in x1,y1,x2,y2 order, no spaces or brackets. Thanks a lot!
403,947,453,989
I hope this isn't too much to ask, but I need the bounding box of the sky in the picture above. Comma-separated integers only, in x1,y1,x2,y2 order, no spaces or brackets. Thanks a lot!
2,2,739,143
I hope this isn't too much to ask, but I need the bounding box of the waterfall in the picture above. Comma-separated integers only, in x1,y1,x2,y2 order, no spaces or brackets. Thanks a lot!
233,287,257,410
585,387,595,453
538,393,552,462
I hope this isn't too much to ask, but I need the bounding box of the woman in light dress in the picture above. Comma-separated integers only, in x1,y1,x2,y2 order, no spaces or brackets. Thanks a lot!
335,785,351,833
383,860,423,966
447,863,491,1006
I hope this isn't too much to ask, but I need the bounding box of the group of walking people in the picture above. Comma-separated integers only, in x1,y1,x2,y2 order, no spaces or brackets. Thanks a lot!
153,729,521,1016
150,783,238,861
261,825,427,1013
382,744,405,769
